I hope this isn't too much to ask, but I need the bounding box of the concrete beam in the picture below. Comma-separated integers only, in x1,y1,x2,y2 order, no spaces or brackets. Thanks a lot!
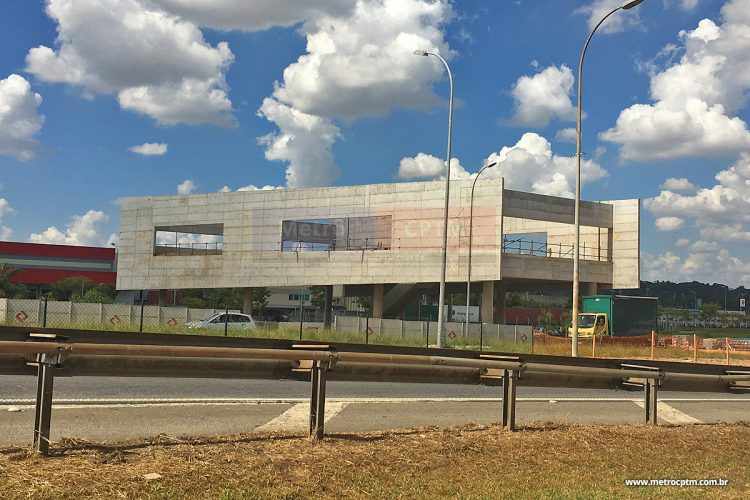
503,190,613,228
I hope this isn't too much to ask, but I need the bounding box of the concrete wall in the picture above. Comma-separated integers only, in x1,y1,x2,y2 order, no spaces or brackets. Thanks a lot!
608,199,640,289
503,190,613,228
117,180,505,290
116,179,639,291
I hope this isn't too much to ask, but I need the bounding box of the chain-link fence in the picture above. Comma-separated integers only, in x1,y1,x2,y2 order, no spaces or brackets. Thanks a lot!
0,297,533,351
0,297,236,333
659,318,750,330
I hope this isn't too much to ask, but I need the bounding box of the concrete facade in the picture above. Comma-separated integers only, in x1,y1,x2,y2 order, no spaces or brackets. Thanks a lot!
116,179,640,299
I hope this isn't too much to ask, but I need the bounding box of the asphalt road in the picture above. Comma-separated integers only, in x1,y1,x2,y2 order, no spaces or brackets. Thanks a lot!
5,375,750,401
1,376,748,447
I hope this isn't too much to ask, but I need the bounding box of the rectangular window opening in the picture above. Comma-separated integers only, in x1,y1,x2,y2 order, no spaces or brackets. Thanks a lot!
281,216,392,252
154,224,224,256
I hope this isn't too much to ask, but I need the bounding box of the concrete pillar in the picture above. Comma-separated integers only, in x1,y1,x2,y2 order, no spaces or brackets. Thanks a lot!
495,281,506,324
481,281,495,323
242,288,253,316
372,284,385,318
323,285,333,329
585,282,598,296
481,281,506,324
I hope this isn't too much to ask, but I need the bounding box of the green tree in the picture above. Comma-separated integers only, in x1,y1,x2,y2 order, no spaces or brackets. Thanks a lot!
72,286,114,304
181,296,208,309
50,277,94,301
50,277,115,303
353,296,371,314
0,265,31,299
310,286,327,310
700,302,721,319
251,287,271,315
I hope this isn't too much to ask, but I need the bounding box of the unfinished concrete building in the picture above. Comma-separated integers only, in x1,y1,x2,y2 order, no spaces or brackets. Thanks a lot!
115,178,640,323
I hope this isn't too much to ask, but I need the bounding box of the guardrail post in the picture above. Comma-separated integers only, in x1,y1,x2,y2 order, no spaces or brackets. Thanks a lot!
33,354,56,455
309,360,328,441
309,360,319,436
645,378,658,425
502,369,518,431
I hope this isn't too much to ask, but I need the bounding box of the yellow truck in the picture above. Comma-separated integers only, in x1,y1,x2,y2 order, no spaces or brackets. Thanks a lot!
569,295,658,337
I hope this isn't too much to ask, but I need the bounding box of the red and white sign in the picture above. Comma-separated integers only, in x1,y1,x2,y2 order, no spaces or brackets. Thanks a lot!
110,315,121,325
15,311,28,322
167,318,178,327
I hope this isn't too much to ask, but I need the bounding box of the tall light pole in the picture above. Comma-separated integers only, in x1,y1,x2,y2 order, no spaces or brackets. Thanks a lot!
415,49,454,348
571,0,647,357
465,162,498,335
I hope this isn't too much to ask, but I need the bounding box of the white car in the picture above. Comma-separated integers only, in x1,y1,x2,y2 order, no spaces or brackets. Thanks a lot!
186,312,257,330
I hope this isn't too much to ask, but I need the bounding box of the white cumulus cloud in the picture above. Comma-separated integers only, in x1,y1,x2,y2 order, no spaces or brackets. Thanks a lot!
510,65,575,127
0,198,14,240
576,0,644,35
655,216,685,231
129,142,168,156
29,210,114,246
26,0,235,127
177,179,197,195
555,127,577,143
660,177,696,191
257,98,340,188
643,249,750,287
0,74,44,161
646,152,750,227
602,1,750,161
397,133,607,199
269,0,452,121
397,154,469,180
483,133,607,198
150,0,354,32
646,152,750,253
259,0,454,188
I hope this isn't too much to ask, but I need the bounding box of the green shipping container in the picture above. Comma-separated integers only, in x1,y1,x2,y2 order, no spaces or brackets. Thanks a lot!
582,295,658,336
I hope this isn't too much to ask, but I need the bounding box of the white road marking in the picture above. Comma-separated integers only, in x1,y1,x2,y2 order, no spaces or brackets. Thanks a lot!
633,401,703,424
254,402,349,433
0,397,748,410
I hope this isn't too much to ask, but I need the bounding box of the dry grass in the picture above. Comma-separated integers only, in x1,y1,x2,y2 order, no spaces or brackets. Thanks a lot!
1,423,748,499
530,336,750,366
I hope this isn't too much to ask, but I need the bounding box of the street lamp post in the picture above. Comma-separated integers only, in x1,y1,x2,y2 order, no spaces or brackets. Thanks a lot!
415,49,454,348
571,0,647,357
465,162,498,336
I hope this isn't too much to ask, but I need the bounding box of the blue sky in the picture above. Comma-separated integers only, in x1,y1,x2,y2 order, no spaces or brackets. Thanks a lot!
1,0,749,285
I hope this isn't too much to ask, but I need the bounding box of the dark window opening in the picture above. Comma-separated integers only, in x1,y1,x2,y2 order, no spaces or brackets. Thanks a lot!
281,216,392,252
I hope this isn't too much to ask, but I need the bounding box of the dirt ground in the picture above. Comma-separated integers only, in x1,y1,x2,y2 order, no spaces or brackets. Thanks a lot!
2,422,748,499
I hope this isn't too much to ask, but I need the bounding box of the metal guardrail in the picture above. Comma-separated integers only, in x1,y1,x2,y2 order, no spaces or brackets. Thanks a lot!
1,325,748,455
501,237,609,262
153,242,223,256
